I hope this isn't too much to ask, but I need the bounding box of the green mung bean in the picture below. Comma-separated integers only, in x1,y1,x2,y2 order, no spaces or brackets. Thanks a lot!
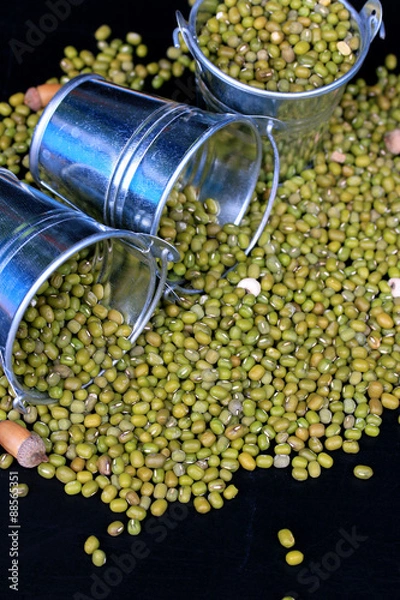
92,549,107,567
84,535,100,555
193,0,360,93
353,465,374,480
285,550,304,566
107,521,124,536
10,483,29,497
0,453,14,469
277,528,295,548
127,518,142,536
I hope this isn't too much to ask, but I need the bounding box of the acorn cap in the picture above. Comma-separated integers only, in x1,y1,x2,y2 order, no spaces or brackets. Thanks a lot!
16,433,48,468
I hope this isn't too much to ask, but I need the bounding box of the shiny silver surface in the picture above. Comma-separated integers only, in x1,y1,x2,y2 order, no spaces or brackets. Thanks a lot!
30,74,262,236
0,169,176,411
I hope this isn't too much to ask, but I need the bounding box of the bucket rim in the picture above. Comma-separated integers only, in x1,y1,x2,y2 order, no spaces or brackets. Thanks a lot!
150,109,263,235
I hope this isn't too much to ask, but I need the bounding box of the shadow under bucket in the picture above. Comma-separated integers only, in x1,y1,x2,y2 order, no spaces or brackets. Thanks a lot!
175,0,384,178
0,169,177,412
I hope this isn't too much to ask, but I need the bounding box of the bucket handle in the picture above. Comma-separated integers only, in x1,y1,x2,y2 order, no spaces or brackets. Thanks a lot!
174,12,202,72
36,180,84,213
360,0,385,43
0,167,20,183
244,118,279,256
173,12,190,48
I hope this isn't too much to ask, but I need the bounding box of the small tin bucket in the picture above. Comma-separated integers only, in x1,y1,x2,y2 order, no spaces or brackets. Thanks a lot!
175,0,384,178
29,75,281,293
0,168,178,412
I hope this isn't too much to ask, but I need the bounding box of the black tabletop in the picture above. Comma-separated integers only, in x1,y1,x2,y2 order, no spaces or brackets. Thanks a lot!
1,2,400,600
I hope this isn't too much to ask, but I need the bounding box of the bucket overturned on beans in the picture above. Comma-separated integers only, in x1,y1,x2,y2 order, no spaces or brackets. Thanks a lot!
28,74,280,293
0,168,177,412
175,0,384,178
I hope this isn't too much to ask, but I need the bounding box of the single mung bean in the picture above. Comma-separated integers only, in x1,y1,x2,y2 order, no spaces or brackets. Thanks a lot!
10,483,29,497
285,550,304,566
278,528,295,548
353,465,374,480
92,549,107,567
84,535,100,555
0,453,14,470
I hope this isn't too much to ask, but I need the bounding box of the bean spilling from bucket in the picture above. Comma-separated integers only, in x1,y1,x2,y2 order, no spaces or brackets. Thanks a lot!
1,16,400,577
0,169,176,412
18,79,269,294
21,81,270,295
159,184,256,292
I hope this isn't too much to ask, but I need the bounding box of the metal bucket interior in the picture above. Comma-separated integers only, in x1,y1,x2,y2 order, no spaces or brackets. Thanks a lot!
175,0,384,175
0,169,175,411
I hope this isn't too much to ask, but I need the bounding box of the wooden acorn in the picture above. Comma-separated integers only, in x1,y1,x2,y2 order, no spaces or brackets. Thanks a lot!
0,420,48,468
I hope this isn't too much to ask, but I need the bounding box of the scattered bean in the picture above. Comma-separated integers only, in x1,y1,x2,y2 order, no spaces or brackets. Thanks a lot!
353,465,374,480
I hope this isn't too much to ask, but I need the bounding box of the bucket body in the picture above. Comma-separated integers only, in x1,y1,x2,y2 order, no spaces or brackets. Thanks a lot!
175,0,384,177
29,74,262,235
0,169,176,411
195,76,331,179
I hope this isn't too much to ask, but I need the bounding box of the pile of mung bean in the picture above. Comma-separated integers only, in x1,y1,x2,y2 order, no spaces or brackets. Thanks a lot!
58,24,194,92
194,0,361,92
12,246,134,399
0,11,400,570
160,184,254,290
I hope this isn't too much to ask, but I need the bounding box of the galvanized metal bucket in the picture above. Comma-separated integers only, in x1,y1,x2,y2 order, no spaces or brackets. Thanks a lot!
175,0,384,178
29,75,280,261
29,74,282,293
0,168,177,412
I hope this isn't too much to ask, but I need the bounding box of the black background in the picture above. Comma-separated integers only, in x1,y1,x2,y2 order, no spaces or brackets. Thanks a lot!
0,2,400,600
